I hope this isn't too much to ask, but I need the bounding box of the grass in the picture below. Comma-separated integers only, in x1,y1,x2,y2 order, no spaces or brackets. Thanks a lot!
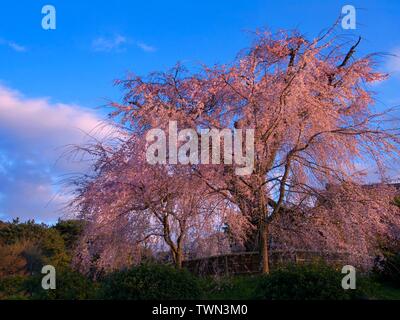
200,275,260,299
199,274,400,300
366,282,400,300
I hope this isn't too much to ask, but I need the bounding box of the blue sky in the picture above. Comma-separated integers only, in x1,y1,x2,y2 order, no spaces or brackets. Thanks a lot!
0,0,400,223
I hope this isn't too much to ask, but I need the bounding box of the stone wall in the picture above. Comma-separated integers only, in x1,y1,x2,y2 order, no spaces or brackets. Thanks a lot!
182,250,350,276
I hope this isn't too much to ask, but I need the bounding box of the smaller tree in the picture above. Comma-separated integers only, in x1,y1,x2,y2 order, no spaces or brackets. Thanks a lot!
71,137,246,271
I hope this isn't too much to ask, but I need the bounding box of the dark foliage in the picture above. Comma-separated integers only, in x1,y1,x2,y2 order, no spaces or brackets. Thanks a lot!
374,240,400,288
99,264,202,300
254,263,366,300
53,219,85,252
24,267,97,300
0,219,69,276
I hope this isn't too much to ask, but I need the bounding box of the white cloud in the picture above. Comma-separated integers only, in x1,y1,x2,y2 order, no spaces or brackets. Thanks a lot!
8,42,26,52
0,86,107,149
91,34,156,53
0,85,116,222
0,38,26,52
92,34,127,52
136,41,156,52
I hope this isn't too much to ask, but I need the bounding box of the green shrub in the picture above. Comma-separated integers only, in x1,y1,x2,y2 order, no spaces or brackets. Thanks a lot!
0,275,29,299
99,264,202,300
53,220,85,252
374,246,400,287
254,263,365,300
25,267,97,300
199,276,259,300
0,219,70,274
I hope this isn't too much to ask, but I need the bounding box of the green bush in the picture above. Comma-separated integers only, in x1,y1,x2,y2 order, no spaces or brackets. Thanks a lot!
53,220,85,252
374,246,400,287
0,219,70,274
199,276,259,300
254,263,364,300
25,267,97,300
99,264,202,300
0,275,29,299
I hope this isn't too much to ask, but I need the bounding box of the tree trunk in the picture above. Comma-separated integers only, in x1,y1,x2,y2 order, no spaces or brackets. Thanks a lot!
260,221,270,273
175,248,183,269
